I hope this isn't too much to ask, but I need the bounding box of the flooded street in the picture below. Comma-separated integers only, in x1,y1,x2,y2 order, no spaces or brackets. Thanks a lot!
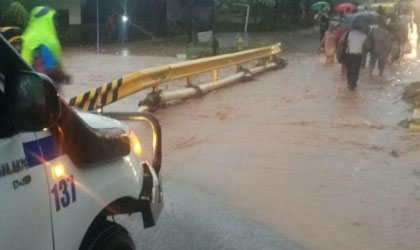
64,29,420,250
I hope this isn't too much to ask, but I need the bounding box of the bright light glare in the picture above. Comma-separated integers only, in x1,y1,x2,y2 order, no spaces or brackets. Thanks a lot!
129,131,143,156
52,164,65,179
122,15,128,22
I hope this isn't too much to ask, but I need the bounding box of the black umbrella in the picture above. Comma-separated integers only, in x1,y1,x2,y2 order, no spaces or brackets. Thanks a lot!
345,11,379,29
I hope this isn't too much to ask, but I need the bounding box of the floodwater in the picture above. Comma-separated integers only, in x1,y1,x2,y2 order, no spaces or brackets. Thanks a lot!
63,29,420,250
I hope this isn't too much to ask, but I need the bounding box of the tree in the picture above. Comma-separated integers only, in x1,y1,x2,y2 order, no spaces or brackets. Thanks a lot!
1,0,81,27
5,1,28,28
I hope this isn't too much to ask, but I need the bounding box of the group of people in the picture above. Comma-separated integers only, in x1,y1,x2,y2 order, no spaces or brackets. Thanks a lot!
318,6,418,90
1,6,70,92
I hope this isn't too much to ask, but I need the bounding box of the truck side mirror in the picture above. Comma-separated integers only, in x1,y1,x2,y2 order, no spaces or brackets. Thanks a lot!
6,71,61,131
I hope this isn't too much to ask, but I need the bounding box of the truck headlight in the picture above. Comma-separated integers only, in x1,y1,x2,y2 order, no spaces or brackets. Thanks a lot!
52,164,65,179
129,130,143,157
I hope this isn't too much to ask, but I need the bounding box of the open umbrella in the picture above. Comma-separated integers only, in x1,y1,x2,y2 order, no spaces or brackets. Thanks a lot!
345,11,379,29
311,1,330,11
334,3,357,12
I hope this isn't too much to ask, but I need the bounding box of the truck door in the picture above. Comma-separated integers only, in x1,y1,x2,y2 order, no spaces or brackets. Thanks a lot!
0,132,54,250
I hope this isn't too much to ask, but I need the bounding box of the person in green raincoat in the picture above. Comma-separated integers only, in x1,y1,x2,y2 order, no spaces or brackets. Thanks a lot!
21,6,70,90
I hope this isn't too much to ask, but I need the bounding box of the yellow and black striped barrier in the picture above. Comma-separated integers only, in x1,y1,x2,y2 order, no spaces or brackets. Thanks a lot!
68,43,281,111
68,78,123,110
68,65,172,110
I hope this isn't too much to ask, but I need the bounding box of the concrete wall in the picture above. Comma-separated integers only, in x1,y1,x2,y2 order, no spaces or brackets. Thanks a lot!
56,0,82,25
54,0,83,44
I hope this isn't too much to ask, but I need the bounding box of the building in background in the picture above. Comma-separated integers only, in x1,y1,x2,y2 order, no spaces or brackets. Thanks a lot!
78,0,214,43
0,0,215,44
55,0,82,44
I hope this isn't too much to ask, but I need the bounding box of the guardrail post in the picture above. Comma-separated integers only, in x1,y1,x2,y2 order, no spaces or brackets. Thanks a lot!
212,69,219,82
257,58,266,67
236,64,243,72
187,76,193,87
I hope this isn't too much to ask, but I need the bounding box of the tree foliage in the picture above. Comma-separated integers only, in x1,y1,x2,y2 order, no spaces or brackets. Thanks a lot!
5,1,28,28
1,0,81,27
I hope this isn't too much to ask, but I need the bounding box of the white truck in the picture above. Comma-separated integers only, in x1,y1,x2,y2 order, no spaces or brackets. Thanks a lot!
0,34,163,250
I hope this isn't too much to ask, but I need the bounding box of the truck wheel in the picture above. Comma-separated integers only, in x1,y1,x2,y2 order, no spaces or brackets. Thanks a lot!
86,221,135,250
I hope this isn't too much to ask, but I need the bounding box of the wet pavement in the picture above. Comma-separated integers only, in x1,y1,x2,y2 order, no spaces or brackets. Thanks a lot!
64,29,420,250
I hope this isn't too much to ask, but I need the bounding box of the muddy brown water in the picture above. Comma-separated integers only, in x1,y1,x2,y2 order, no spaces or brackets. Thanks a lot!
62,30,420,250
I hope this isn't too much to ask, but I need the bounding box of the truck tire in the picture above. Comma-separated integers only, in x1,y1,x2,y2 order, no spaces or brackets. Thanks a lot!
86,221,135,250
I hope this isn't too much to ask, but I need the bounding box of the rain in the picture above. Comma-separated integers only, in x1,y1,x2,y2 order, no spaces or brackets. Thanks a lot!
1,0,420,250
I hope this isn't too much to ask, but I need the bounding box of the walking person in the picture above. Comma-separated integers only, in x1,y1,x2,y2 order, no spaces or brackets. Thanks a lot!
319,11,330,49
336,24,349,75
344,26,368,90
405,12,418,59
344,7,352,19
386,16,402,63
21,6,71,93
321,25,337,65
361,25,372,69
377,5,386,25
368,21,390,76
105,13,117,43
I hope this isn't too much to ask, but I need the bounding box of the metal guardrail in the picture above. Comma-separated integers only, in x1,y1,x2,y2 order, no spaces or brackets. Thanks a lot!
68,43,281,111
